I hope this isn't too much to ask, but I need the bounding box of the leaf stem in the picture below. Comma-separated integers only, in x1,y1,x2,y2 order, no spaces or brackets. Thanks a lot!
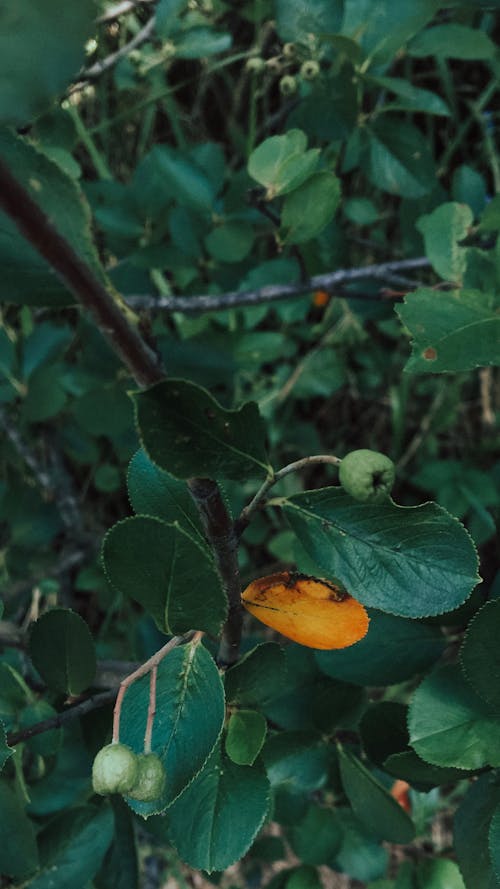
112,633,195,744
236,454,342,533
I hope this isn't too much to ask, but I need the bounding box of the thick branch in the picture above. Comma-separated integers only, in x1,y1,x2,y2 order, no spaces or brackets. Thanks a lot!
188,479,243,667
0,158,162,388
126,257,431,314
0,156,243,666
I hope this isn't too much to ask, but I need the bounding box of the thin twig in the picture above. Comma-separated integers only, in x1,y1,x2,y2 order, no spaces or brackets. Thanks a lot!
397,386,447,470
0,409,85,538
236,454,341,534
126,257,431,314
97,0,155,25
479,367,495,427
0,408,53,493
144,665,158,753
7,689,117,746
82,16,156,81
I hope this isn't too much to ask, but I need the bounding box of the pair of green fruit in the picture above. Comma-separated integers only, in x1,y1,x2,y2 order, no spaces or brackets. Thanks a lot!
92,743,166,802
339,449,395,502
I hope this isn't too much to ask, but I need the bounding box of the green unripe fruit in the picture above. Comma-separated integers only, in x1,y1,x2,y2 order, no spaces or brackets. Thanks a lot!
339,449,396,503
300,60,320,81
245,57,265,73
92,743,139,796
279,75,297,96
127,753,166,802
282,42,296,58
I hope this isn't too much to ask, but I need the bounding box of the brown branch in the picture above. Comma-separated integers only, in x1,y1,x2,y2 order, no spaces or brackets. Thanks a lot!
188,479,243,667
125,257,431,314
0,154,244,667
7,689,117,746
0,157,162,389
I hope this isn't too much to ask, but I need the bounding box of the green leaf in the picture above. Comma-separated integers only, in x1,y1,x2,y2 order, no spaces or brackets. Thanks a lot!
489,804,500,884
396,288,500,373
133,379,271,481
333,809,389,883
156,0,186,36
275,0,343,41
368,76,450,116
0,722,14,773
168,743,270,872
460,600,500,711
365,119,435,198
205,220,255,263
408,24,496,59
408,664,500,770
174,28,232,59
316,609,445,686
30,804,114,889
102,516,227,636
29,608,96,695
127,449,205,544
287,866,323,889
0,1,95,124
455,774,500,889
282,172,341,244
73,386,134,437
290,804,342,865
0,129,107,306
0,777,38,879
120,641,225,816
94,797,139,889
22,363,67,422
360,702,467,790
416,860,466,889
224,643,287,706
225,710,267,766
341,0,440,64
282,487,479,618
153,145,215,213
263,731,330,792
479,195,500,232
417,202,472,282
248,131,320,198
19,700,62,757
338,747,415,844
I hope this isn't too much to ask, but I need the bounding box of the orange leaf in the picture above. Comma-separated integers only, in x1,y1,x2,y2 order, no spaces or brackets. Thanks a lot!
390,780,411,813
312,289,330,307
241,571,369,650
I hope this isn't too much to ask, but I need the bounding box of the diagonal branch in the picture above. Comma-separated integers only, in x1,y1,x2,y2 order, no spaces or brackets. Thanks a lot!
82,15,156,82
125,257,431,314
0,157,162,388
0,155,243,665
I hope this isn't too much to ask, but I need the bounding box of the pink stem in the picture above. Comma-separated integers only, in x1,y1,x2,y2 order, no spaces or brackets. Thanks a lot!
144,666,158,754
111,631,196,744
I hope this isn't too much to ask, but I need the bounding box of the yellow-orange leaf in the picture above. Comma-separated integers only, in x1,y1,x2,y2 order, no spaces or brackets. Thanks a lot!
241,571,369,650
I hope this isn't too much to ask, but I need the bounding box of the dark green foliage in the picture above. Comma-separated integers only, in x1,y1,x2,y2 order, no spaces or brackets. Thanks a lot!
0,1,498,887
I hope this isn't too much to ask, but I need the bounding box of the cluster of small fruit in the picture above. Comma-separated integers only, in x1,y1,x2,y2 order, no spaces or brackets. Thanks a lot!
245,38,321,97
92,743,166,803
